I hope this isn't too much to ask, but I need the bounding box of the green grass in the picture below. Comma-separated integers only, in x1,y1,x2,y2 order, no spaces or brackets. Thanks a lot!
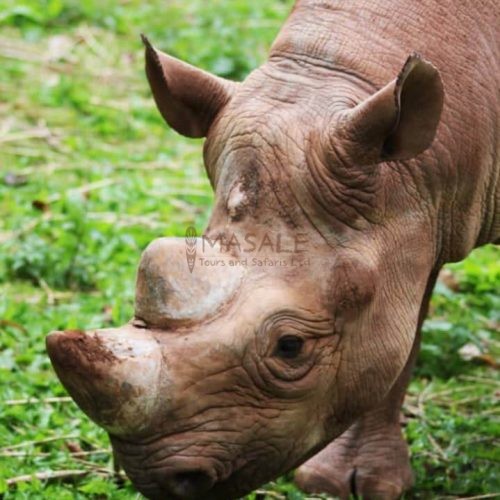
0,0,499,498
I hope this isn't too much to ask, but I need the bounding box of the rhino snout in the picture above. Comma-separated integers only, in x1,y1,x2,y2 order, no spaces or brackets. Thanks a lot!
134,467,216,500
163,469,215,499
46,326,163,436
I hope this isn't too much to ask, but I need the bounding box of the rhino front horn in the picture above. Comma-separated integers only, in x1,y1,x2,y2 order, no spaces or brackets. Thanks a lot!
46,326,163,436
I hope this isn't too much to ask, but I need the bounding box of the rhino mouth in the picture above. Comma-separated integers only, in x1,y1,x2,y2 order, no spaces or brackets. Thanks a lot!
110,433,288,500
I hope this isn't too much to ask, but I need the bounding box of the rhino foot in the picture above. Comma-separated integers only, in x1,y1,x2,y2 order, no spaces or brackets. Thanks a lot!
295,422,413,500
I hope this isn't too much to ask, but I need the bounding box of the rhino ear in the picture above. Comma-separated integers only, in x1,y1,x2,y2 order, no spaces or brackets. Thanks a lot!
142,35,238,138
337,54,444,164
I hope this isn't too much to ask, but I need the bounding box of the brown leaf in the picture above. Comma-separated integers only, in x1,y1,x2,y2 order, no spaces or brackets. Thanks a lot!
0,319,28,334
65,441,82,454
32,199,50,212
102,305,113,323
438,268,460,292
477,354,498,368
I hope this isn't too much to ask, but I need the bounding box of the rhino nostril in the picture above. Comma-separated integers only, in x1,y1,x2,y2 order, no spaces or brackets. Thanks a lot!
167,469,214,498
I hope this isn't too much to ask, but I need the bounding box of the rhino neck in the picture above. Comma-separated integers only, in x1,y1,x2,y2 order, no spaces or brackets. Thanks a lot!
277,0,500,260
271,0,412,87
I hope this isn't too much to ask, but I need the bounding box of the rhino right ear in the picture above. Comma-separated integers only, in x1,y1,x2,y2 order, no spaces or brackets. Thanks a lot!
142,35,238,138
334,53,444,165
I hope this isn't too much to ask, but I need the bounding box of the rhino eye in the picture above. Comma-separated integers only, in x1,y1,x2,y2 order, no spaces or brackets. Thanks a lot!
275,335,304,359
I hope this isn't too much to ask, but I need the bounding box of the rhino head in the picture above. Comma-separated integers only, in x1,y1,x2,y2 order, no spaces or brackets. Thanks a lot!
47,31,443,499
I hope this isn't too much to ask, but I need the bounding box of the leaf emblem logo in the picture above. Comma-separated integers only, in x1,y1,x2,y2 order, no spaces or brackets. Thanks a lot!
185,226,197,273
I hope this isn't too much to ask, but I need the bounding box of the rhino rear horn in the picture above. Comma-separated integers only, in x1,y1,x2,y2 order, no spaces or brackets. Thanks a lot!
334,53,444,164
142,35,238,138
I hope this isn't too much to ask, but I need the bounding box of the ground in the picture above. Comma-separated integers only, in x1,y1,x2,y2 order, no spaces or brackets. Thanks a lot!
0,0,498,498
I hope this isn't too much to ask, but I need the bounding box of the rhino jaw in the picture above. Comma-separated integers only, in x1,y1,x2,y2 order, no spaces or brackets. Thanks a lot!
46,326,162,436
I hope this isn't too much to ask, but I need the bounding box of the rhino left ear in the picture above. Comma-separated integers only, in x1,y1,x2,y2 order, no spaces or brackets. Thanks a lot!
337,53,444,164
142,35,238,138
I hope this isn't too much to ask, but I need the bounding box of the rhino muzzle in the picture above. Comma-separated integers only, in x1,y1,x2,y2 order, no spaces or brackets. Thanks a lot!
46,237,251,498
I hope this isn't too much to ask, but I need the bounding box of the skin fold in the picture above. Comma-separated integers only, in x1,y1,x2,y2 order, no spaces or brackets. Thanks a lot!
46,1,499,499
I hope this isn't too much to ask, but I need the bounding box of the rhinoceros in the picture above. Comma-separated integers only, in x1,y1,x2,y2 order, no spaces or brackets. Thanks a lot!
46,0,499,498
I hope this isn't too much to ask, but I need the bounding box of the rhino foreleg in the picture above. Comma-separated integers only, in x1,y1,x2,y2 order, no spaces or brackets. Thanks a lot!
295,338,418,499
295,271,439,499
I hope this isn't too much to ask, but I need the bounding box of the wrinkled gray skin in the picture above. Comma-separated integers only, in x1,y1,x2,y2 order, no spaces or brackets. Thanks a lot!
47,1,499,499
